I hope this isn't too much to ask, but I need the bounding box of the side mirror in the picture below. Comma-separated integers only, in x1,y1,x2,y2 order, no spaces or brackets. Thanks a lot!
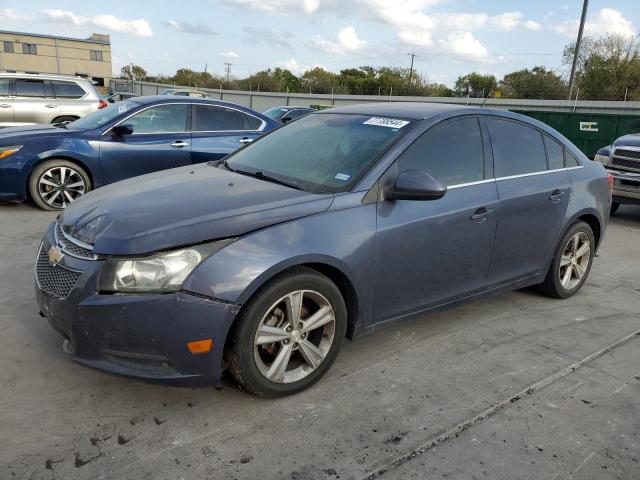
281,116,293,124
383,169,447,201
112,124,133,136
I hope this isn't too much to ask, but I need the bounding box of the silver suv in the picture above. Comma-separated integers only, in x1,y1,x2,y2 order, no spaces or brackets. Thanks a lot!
0,73,105,127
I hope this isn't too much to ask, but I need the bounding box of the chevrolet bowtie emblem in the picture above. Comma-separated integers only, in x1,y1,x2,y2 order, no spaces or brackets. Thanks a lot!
47,245,64,266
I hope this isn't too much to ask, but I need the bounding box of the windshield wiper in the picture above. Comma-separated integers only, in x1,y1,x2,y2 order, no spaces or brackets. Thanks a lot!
233,168,304,191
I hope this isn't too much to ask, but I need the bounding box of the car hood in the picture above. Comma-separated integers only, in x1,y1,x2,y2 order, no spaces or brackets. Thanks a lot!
61,163,333,255
613,133,640,148
0,124,78,141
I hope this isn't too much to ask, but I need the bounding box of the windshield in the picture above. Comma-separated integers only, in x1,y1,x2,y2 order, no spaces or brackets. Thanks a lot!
226,113,412,193
262,107,289,120
159,89,174,95
67,101,138,130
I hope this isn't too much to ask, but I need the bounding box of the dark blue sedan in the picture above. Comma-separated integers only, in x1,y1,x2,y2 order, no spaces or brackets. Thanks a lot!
0,96,278,210
35,103,611,396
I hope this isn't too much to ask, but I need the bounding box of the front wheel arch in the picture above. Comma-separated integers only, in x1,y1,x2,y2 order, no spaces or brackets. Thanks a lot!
26,156,95,201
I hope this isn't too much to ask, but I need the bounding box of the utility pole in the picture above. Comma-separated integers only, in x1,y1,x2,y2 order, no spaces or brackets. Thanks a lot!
407,52,417,84
224,62,232,82
568,0,589,100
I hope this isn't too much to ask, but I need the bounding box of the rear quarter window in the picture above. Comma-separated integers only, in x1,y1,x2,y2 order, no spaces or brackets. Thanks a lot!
52,81,86,99
564,149,581,167
543,135,564,170
487,118,547,177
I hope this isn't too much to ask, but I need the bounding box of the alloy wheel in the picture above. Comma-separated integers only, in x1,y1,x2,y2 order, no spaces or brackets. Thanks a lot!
559,231,591,290
253,290,336,384
37,166,87,209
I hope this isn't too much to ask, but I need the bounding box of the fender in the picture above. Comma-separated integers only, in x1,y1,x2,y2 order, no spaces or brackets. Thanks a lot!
182,203,378,332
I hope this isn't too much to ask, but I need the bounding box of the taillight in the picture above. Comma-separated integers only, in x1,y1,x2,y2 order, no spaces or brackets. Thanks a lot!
607,174,615,192
98,100,108,109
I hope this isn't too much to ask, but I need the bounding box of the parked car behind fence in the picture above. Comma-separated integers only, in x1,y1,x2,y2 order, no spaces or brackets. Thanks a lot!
0,73,106,127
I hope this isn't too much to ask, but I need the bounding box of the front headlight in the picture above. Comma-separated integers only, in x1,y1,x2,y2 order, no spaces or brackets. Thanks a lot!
99,239,235,293
593,153,610,165
0,145,22,160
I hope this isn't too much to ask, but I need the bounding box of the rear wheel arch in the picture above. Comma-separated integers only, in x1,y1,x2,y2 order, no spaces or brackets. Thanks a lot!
576,213,601,249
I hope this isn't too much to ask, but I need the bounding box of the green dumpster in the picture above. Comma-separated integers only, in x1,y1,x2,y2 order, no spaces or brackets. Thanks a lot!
511,110,640,158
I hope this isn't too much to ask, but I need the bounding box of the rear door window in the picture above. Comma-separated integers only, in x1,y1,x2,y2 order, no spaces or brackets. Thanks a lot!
15,79,48,97
397,116,485,186
52,81,86,99
193,105,247,131
487,118,547,177
126,104,188,133
543,135,564,170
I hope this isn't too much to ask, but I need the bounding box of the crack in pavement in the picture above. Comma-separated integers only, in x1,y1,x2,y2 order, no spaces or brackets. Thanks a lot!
360,328,640,480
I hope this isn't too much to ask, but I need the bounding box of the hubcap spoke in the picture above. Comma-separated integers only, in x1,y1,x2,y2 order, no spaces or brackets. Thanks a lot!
65,181,85,189
39,178,58,188
266,343,293,383
63,191,75,203
255,325,289,345
574,262,585,280
59,167,67,183
300,305,334,333
46,190,61,205
560,254,572,267
285,291,303,328
575,242,589,259
562,265,573,286
298,339,324,368
572,234,579,254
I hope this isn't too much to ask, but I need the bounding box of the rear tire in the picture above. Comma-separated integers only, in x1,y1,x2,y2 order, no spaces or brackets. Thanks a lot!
538,221,595,299
226,267,347,397
610,202,620,215
29,159,91,211
51,116,79,124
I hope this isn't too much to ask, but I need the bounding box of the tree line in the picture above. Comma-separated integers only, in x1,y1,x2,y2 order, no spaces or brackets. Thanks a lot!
120,34,640,101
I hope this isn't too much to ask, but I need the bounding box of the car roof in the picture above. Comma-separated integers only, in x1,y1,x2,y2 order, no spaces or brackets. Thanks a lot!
129,95,242,106
323,102,469,120
269,106,313,110
0,72,91,82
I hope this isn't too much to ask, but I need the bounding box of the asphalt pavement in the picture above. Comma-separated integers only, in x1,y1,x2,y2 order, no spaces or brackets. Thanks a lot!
1,202,638,480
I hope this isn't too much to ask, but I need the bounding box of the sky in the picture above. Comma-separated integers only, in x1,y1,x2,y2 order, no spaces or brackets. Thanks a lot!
1,1,638,86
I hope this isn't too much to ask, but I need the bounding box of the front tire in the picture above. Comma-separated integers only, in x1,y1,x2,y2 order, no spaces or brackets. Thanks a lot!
226,267,347,397
538,221,595,299
29,160,91,211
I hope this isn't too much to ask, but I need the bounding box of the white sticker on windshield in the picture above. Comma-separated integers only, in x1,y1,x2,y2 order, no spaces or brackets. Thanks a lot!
363,117,410,129
118,103,128,113
334,173,351,181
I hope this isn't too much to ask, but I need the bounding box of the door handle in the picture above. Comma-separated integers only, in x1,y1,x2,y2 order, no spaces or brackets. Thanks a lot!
45,104,57,108
238,137,253,144
470,207,492,223
549,189,565,203
0,104,10,108
170,141,189,148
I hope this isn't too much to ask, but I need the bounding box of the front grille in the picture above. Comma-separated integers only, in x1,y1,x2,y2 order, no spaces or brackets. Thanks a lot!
55,222,96,260
36,244,81,299
611,157,640,172
615,148,640,160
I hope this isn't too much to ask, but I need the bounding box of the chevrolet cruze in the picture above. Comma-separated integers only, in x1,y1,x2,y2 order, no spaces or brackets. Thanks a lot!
35,103,611,397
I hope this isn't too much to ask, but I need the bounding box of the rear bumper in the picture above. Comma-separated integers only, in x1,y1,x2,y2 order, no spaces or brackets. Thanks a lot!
605,167,640,204
34,224,241,386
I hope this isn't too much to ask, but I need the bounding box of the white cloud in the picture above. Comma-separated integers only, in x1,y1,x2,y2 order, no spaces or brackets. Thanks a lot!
165,20,217,35
43,9,153,37
311,26,365,55
276,58,324,75
437,32,490,61
491,12,541,32
0,8,31,22
554,8,636,38
220,51,240,59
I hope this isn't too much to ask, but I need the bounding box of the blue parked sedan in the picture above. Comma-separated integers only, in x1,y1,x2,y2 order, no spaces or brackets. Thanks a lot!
0,96,278,210
35,103,611,397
